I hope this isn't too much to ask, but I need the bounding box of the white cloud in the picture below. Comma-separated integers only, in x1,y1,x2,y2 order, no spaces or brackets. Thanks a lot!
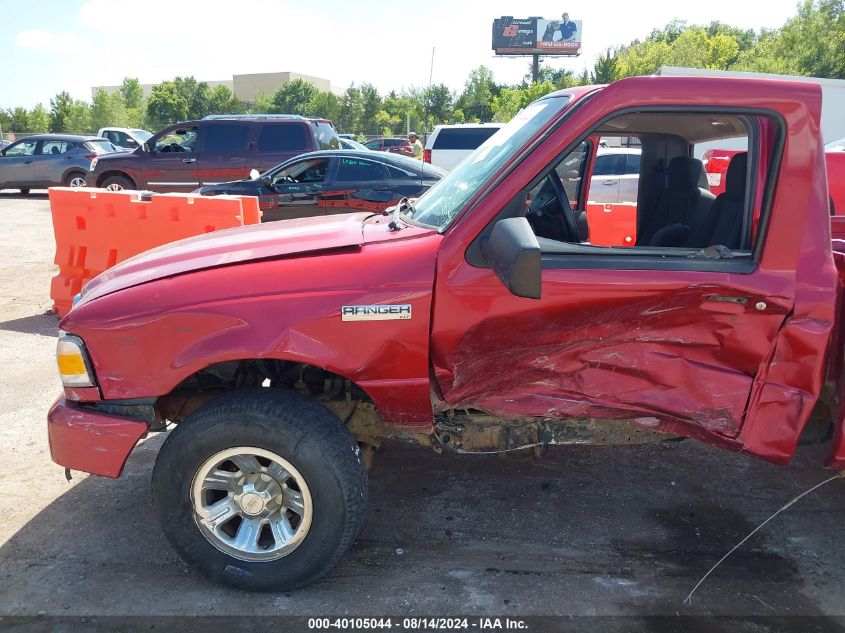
15,29,90,53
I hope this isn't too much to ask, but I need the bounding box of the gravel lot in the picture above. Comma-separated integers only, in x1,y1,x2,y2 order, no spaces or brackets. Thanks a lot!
0,192,843,629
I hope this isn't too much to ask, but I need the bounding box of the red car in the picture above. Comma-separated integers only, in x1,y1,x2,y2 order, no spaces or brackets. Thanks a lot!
826,137,845,214
50,76,845,591
363,136,414,157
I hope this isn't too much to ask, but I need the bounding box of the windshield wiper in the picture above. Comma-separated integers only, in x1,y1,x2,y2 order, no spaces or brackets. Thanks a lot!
388,197,416,230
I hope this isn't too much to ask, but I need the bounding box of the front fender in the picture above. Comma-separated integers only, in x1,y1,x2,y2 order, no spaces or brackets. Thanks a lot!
61,233,442,427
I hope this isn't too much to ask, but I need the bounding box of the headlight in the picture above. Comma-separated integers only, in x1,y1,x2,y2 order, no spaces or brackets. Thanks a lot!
56,334,96,388
89,157,98,172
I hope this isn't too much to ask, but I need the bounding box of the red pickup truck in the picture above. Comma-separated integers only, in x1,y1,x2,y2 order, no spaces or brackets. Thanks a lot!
49,76,845,591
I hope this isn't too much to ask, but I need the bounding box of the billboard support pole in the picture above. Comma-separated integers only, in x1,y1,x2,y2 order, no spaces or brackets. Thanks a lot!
531,54,540,84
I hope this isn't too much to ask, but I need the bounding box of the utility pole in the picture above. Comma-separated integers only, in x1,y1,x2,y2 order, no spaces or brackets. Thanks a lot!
531,54,540,83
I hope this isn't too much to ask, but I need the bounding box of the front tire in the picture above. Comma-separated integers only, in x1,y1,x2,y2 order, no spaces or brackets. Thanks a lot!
152,389,368,591
101,174,135,191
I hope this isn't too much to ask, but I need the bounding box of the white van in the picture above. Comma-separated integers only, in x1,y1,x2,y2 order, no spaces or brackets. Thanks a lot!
424,123,503,171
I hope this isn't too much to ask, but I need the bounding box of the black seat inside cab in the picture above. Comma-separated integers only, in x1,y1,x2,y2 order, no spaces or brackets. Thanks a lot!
686,152,748,250
638,156,715,246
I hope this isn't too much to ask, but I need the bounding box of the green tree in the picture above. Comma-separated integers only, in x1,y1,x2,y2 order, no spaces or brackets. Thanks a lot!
207,85,245,115
248,91,274,114
91,89,128,130
591,50,620,84
338,85,364,133
8,107,30,132
49,91,74,132
359,83,382,135
271,79,317,115
457,66,496,122
146,82,189,127
120,78,145,110
738,0,844,78
65,100,92,133
309,91,341,122
29,104,50,132
424,84,453,126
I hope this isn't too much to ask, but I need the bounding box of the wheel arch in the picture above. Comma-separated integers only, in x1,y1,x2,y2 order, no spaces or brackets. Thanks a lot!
96,170,136,188
154,357,378,425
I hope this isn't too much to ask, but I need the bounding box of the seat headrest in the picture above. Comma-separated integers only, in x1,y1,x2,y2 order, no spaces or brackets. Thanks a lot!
725,152,748,197
668,156,705,190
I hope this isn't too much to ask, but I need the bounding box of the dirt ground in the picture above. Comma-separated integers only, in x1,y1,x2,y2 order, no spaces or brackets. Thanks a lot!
0,192,844,629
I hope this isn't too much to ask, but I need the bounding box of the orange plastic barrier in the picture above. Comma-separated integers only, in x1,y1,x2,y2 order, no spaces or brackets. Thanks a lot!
585,202,637,247
49,188,263,316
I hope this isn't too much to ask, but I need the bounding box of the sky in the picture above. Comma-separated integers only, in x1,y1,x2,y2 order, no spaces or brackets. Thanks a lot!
1,0,802,109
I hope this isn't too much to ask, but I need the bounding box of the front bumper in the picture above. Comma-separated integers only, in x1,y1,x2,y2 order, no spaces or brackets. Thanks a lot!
48,396,148,478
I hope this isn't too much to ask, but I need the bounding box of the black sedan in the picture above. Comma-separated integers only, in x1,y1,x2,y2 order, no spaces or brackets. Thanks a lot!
196,150,445,222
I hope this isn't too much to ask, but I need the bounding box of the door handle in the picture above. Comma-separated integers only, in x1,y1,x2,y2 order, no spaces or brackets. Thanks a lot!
705,295,748,304
602,180,618,185
374,185,392,191
24,160,33,164
182,158,196,164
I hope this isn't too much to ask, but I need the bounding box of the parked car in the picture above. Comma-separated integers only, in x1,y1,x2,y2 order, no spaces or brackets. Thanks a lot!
338,137,369,151
86,115,340,192
51,76,845,592
826,137,845,215
363,136,413,156
0,134,115,194
97,127,153,152
197,150,444,222
586,147,641,204
424,123,502,170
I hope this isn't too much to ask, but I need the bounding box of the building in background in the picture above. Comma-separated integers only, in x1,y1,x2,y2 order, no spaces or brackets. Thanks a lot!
92,71,332,104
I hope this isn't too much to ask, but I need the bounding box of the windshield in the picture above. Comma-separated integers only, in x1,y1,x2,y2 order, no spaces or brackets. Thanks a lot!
411,95,572,229
132,129,153,141
826,137,845,152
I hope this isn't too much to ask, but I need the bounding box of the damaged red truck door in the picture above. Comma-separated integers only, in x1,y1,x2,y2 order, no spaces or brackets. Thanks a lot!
429,77,836,462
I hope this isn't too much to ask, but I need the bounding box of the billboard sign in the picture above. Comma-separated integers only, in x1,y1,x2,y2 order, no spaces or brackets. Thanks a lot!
492,15,582,55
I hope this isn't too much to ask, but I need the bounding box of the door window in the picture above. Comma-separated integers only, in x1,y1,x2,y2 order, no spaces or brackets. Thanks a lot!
624,153,641,175
155,127,198,153
592,153,625,176
271,158,330,186
257,124,309,151
3,140,38,156
336,157,386,181
203,124,249,152
511,111,778,269
40,141,69,155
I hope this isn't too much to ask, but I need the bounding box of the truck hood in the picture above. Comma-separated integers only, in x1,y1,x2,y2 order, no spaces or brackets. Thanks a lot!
78,213,378,306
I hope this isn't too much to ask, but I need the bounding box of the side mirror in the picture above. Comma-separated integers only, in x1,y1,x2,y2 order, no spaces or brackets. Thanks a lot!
142,142,151,153
481,217,542,299
260,175,274,188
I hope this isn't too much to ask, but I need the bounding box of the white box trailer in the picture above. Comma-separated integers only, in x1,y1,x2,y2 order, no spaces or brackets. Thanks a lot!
656,66,845,145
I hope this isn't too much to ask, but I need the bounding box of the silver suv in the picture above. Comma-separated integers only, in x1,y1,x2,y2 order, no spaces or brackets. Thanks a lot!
0,134,115,194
